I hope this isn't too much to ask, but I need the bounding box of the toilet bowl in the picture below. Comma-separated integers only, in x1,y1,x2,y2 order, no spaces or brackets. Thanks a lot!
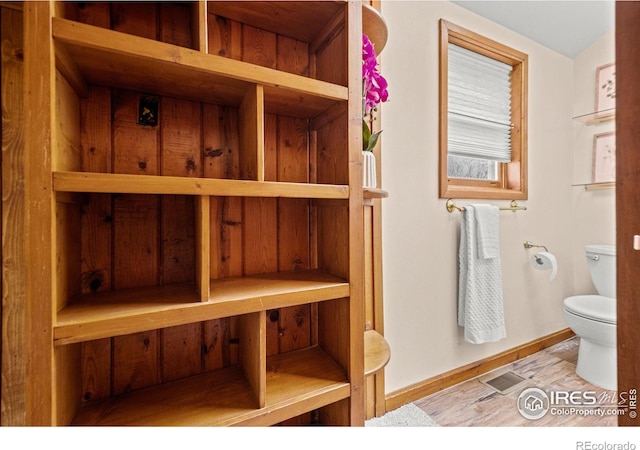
563,295,616,389
563,245,617,390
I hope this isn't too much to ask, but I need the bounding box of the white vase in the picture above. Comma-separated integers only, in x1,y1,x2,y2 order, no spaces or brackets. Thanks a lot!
362,151,377,188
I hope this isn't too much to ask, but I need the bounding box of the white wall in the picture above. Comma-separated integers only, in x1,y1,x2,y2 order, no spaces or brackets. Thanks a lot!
379,1,584,393
572,30,616,295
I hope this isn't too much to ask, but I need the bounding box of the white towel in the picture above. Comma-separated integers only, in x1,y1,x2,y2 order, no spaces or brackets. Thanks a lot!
474,204,500,259
458,205,506,344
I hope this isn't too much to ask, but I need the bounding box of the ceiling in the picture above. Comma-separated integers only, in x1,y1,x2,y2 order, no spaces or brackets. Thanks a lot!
451,1,615,58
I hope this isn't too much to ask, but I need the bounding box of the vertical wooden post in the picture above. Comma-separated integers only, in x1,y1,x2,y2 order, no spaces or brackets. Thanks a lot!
192,0,208,53
23,0,55,425
347,0,365,426
196,195,210,301
239,84,264,181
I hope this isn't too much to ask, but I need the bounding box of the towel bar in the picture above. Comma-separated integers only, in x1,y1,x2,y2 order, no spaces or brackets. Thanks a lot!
446,199,527,213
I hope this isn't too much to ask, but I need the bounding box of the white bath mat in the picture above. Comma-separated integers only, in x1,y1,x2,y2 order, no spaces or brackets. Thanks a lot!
365,403,439,427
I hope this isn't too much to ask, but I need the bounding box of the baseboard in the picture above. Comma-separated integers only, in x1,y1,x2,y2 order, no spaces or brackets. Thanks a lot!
384,328,575,412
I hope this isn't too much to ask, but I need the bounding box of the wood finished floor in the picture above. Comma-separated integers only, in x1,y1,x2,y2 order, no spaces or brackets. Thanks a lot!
413,337,619,426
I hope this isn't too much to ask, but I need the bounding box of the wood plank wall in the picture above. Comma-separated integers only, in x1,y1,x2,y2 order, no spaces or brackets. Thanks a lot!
1,2,25,426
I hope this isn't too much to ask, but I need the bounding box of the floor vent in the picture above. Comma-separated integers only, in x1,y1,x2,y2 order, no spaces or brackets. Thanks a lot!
479,370,527,395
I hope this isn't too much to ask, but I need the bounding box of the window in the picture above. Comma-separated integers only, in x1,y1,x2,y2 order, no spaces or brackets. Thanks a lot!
439,20,528,200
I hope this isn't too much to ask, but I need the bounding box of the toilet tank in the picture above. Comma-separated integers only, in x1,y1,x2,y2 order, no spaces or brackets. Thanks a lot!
585,245,616,298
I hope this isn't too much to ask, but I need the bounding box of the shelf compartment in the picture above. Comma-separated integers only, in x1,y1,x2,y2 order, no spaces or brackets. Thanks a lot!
258,346,350,426
71,345,349,426
207,1,388,56
71,364,260,426
59,2,203,51
53,171,349,199
53,17,348,118
207,1,344,45
55,270,349,345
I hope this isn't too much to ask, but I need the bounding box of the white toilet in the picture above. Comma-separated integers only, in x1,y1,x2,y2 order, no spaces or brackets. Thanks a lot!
563,244,617,390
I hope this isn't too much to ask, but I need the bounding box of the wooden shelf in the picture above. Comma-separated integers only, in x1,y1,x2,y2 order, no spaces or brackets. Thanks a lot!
71,346,349,426
55,270,349,345
573,181,616,190
363,3,388,53
53,171,349,199
573,108,615,125
364,330,391,376
363,187,389,199
210,270,349,306
53,17,348,118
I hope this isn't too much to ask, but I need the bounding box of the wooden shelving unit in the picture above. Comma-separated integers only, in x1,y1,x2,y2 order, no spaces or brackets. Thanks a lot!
22,0,388,426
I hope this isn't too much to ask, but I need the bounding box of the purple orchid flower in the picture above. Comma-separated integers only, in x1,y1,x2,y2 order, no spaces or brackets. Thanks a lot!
362,34,388,151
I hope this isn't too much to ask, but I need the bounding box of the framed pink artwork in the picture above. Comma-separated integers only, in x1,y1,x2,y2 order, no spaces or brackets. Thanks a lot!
592,131,616,183
596,62,616,112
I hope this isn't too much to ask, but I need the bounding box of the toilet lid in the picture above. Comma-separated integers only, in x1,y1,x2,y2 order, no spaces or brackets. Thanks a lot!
564,295,616,324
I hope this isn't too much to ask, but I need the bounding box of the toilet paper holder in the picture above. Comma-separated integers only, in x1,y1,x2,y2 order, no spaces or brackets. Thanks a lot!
525,242,558,280
524,241,549,252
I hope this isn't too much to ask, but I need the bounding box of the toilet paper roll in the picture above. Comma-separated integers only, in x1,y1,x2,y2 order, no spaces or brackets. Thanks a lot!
530,252,558,281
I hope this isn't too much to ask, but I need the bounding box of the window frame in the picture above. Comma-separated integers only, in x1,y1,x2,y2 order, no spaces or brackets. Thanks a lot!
439,19,528,200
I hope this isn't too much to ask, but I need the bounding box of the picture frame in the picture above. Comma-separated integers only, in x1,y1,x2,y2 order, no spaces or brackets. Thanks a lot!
592,131,616,183
595,62,616,112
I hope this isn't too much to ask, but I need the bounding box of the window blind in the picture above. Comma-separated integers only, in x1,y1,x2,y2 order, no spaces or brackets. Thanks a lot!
448,43,513,162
